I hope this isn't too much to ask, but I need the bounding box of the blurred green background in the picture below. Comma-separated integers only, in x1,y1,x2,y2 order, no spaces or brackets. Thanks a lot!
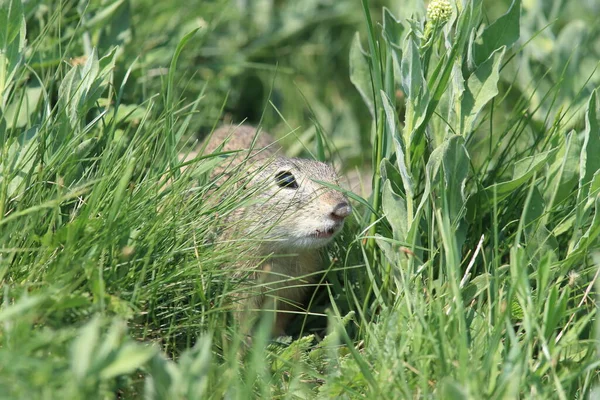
23,0,600,168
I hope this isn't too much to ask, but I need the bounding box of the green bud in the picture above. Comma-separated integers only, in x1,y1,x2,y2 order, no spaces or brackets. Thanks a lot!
427,0,452,24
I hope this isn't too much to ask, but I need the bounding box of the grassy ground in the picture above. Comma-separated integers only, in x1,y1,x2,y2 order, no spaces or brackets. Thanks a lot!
1,0,600,398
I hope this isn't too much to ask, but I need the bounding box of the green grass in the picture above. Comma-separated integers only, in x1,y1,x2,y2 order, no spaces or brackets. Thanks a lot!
1,0,600,398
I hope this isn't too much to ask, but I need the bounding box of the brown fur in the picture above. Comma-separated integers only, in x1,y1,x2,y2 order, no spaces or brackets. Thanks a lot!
196,124,351,336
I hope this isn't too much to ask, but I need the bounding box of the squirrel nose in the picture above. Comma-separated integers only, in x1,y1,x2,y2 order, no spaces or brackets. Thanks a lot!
331,201,351,221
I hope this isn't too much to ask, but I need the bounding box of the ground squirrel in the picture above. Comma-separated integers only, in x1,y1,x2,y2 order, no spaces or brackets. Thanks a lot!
200,124,352,336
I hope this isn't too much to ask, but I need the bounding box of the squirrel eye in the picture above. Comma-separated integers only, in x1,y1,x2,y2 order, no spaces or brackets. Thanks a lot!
275,171,299,189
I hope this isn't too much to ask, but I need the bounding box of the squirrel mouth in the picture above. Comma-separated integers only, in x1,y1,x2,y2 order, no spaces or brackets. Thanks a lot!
313,226,338,239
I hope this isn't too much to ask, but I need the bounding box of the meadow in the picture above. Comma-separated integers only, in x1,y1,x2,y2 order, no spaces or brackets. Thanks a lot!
1,0,599,398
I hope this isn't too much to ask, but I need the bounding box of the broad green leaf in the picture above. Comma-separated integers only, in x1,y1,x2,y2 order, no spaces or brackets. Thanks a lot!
512,151,552,180
472,0,520,67
82,48,117,115
414,137,445,218
98,46,118,77
410,137,468,259
571,194,600,254
431,60,464,147
71,316,101,379
542,130,581,220
0,0,25,105
441,135,470,223
0,126,38,198
523,186,558,262
0,0,23,48
1,17,25,84
382,8,404,90
415,135,469,226
543,285,569,342
349,33,374,119
100,342,157,380
400,29,430,158
462,273,493,303
535,251,553,303
451,60,465,113
460,46,505,135
181,335,213,397
400,32,424,105
381,90,413,198
553,214,576,237
439,377,469,400
571,90,600,249
58,48,116,128
94,319,127,365
382,7,404,48
58,64,82,127
102,101,146,125
80,48,100,97
379,158,403,196
382,179,408,242
145,354,179,400
436,135,470,252
589,171,600,208
0,295,45,323
4,85,43,128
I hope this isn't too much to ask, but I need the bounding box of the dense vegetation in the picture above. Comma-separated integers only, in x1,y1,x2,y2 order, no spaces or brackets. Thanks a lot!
1,0,599,398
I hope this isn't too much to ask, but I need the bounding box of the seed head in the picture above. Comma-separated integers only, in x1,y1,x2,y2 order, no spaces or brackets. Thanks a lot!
427,0,452,24
568,270,580,287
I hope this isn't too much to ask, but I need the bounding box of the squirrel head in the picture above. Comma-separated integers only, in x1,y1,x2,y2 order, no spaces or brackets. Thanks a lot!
241,157,351,251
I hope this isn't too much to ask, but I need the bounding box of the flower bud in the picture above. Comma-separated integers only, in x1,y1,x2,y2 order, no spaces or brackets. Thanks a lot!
427,0,452,25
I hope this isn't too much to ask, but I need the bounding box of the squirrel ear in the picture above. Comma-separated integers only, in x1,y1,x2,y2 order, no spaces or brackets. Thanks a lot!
274,171,299,189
